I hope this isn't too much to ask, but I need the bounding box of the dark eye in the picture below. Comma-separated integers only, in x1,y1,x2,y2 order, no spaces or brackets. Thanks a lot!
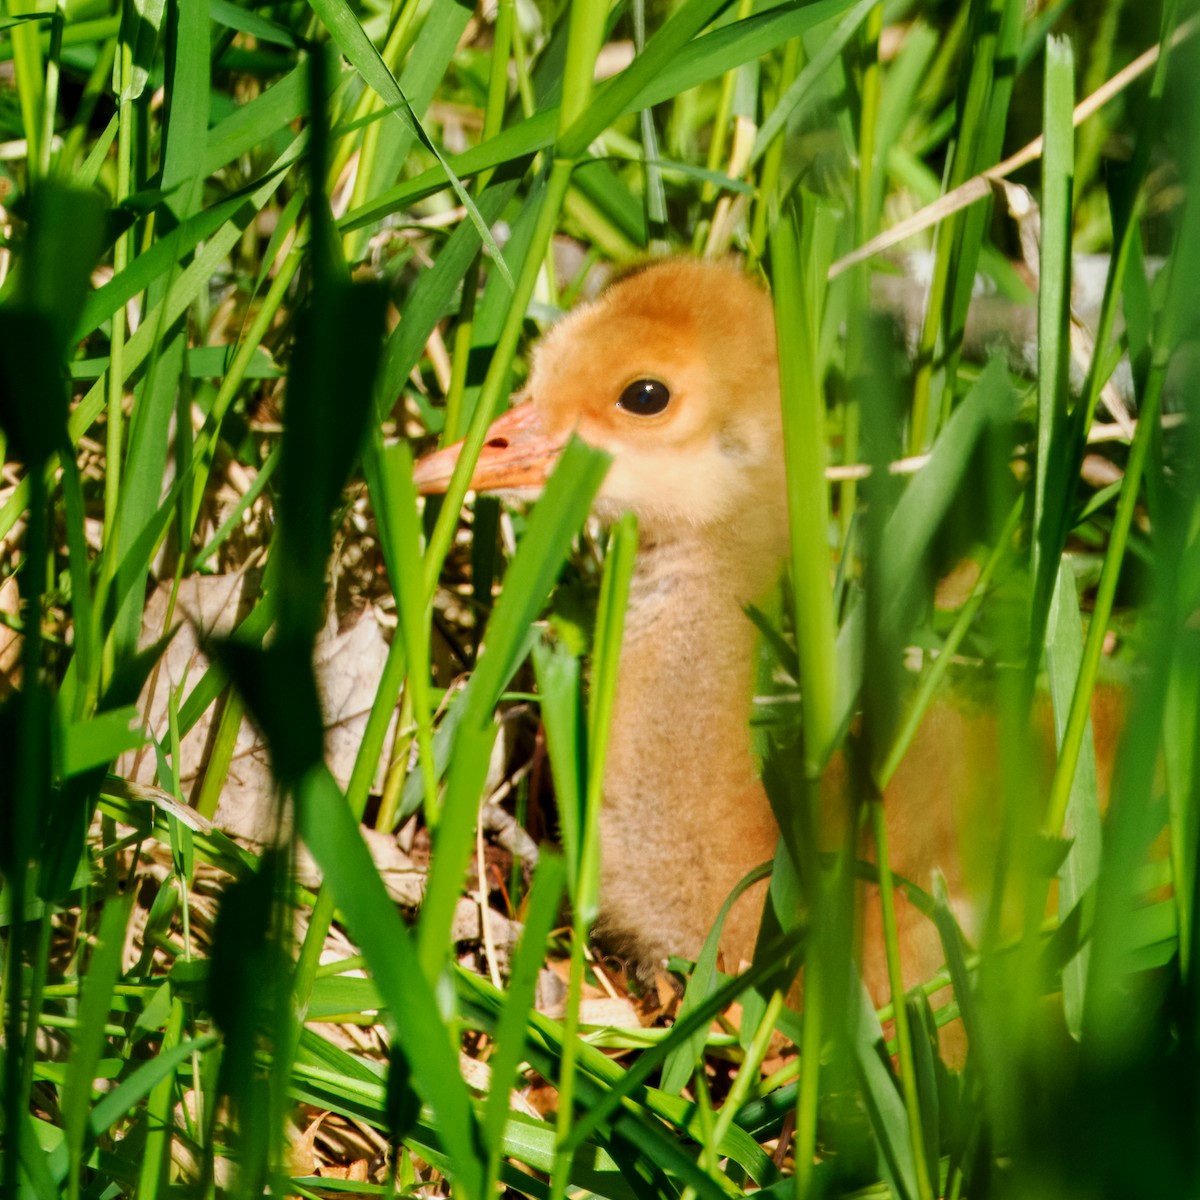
617,378,671,416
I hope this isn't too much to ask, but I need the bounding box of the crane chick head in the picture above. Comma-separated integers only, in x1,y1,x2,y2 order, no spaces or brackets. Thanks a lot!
413,258,784,535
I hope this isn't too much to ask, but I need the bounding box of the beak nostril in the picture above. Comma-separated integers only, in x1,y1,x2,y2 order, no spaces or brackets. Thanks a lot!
486,437,509,450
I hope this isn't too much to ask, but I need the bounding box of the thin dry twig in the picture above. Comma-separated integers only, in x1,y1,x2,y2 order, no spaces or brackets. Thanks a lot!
829,16,1200,278
825,454,931,482
825,411,1187,479
477,817,504,989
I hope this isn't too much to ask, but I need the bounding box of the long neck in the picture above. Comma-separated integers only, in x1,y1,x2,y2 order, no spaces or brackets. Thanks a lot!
597,518,787,963
613,524,776,796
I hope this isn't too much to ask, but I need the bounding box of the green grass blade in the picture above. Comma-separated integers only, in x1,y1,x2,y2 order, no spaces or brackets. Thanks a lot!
560,937,799,1159
1030,34,1076,662
296,766,486,1200
456,969,779,1183
373,178,519,414
210,0,297,48
558,0,610,134
417,438,609,983
849,980,918,1200
60,891,134,1197
480,853,566,1161
659,864,775,1094
8,10,47,178
1043,373,1159,838
365,438,437,824
747,0,877,173
309,0,513,288
1045,560,1102,1039
631,0,668,250
532,639,585,897
56,707,144,776
135,989,186,1197
772,199,837,774
879,359,1015,615
908,0,1023,452
114,0,166,104
203,50,333,174
558,0,729,157
342,0,857,235
419,161,573,589
580,512,637,923
551,508,636,1200
341,2,475,252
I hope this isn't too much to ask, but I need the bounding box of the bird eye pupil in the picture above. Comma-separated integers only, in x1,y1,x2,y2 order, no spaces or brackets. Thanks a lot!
618,379,670,416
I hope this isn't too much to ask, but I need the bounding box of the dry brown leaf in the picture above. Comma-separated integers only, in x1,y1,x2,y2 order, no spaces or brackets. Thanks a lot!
1081,454,1125,489
290,1110,330,1176
125,578,397,843
317,1159,370,1182
577,996,643,1029
535,966,568,1015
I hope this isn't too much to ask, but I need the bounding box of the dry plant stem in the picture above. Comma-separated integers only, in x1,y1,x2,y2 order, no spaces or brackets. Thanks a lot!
825,454,930,481
376,685,415,832
476,817,503,989
826,407,1179,485
830,14,1200,278
580,941,620,1001
703,118,756,259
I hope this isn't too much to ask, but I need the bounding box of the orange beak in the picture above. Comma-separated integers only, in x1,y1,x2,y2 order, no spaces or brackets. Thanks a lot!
412,401,568,496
